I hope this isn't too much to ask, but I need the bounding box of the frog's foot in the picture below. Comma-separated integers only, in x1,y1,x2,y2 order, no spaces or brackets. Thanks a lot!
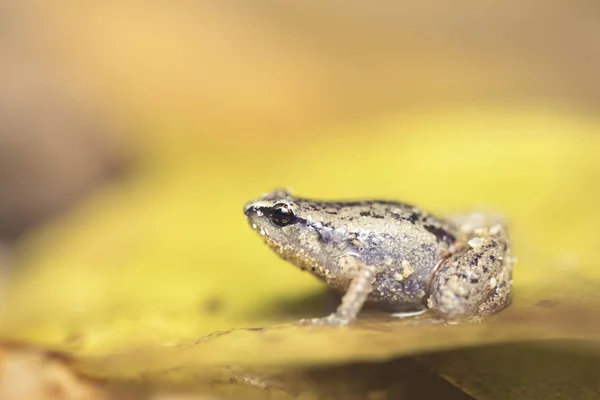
298,313,351,327
447,212,506,236
429,225,514,320
390,309,428,319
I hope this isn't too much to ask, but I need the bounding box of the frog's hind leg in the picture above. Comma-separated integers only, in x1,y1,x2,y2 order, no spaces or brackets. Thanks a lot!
428,224,514,321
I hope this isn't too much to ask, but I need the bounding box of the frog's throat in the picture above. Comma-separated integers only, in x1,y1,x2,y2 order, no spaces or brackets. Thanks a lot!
263,236,319,272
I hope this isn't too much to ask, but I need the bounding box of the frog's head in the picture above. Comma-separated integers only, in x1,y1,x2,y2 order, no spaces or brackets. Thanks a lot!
244,189,326,272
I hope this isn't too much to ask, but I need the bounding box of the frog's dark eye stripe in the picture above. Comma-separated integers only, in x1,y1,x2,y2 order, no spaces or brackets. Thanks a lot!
270,203,297,227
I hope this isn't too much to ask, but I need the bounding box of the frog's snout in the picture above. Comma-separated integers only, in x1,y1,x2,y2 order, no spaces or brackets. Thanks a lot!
244,202,256,217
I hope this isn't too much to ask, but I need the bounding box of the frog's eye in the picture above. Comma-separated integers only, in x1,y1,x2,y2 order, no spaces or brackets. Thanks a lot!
271,203,296,227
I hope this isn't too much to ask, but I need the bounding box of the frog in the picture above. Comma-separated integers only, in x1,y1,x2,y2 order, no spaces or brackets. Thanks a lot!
244,189,515,325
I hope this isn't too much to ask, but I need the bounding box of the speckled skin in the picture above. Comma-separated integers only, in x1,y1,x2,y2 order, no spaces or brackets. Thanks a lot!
244,189,514,325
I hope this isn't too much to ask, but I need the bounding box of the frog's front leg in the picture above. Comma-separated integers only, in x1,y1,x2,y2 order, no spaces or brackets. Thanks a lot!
302,255,375,326
429,218,514,321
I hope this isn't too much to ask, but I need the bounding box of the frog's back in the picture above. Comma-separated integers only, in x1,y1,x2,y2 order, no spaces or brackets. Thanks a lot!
294,198,458,249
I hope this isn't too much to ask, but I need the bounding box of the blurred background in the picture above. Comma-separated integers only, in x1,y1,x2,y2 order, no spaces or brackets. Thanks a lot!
1,1,600,397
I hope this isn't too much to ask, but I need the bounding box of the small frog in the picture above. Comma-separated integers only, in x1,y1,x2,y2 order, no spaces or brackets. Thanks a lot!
244,189,514,325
